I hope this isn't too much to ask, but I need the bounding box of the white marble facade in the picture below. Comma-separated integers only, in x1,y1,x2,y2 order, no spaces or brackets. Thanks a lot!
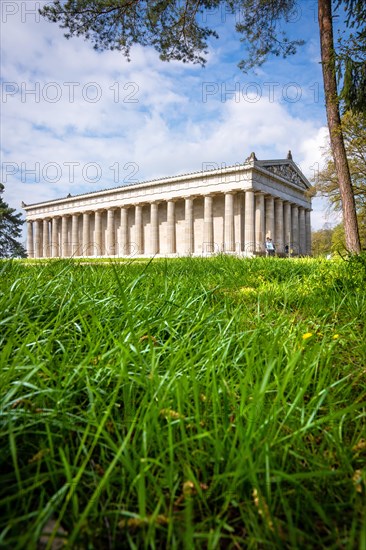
23,152,312,258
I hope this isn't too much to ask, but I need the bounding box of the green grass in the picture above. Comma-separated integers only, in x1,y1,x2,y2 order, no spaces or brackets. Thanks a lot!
1,255,365,549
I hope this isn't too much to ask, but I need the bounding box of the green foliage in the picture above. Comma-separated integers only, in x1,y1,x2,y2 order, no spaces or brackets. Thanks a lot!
339,54,366,113
235,0,305,72
336,0,366,113
0,183,26,258
311,226,333,256
40,0,221,65
40,0,305,69
342,249,366,287
1,257,365,548
331,222,347,252
312,221,366,257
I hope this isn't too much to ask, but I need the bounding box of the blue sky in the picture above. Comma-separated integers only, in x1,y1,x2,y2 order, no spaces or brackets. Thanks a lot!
1,0,345,243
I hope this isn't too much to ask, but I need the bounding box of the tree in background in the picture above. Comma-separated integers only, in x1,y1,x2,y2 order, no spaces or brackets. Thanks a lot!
311,223,348,255
0,184,27,258
331,223,347,251
40,0,365,252
314,110,366,249
311,225,334,255
312,221,365,256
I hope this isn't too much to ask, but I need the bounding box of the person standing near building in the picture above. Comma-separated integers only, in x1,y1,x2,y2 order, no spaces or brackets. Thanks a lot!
265,237,275,256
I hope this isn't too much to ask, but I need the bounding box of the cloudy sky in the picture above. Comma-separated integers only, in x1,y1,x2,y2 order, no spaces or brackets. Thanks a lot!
1,0,344,243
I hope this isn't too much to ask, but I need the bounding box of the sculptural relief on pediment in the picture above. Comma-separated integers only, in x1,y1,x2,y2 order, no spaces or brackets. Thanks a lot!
262,163,306,188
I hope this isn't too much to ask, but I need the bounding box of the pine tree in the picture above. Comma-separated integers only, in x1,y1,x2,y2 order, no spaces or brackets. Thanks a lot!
336,0,366,114
0,184,27,258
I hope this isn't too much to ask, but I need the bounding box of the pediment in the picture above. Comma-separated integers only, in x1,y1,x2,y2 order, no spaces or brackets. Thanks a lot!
259,161,310,190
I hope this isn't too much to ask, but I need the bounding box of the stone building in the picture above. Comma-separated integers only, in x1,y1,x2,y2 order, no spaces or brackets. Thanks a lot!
23,152,312,258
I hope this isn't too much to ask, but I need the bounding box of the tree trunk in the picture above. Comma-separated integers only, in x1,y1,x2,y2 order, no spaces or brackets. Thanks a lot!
318,0,361,253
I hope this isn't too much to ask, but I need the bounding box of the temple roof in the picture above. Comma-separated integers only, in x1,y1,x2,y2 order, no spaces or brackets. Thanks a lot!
23,153,311,209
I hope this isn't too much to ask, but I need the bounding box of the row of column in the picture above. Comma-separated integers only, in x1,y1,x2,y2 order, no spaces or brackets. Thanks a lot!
27,199,186,258
253,194,311,255
27,192,311,258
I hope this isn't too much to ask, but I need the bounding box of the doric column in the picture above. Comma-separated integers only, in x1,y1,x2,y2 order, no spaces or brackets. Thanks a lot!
43,219,50,257
150,202,159,255
299,207,306,255
234,193,243,253
34,220,42,258
51,217,59,257
224,192,235,252
185,197,194,255
107,208,116,256
275,199,284,252
167,200,176,254
244,190,255,253
291,205,299,254
94,210,103,256
82,212,90,256
27,221,34,259
255,193,265,252
203,195,214,253
61,216,69,257
265,196,275,239
71,213,79,256
305,209,312,255
284,202,292,252
135,205,143,254
119,207,129,255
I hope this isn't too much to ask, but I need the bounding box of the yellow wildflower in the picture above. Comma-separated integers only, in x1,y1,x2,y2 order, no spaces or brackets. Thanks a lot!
159,408,185,420
118,515,169,529
352,439,366,453
302,332,313,340
28,448,50,464
352,470,364,493
252,488,274,531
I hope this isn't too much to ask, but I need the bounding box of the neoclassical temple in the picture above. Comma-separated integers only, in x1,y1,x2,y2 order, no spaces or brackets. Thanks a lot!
23,152,312,258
